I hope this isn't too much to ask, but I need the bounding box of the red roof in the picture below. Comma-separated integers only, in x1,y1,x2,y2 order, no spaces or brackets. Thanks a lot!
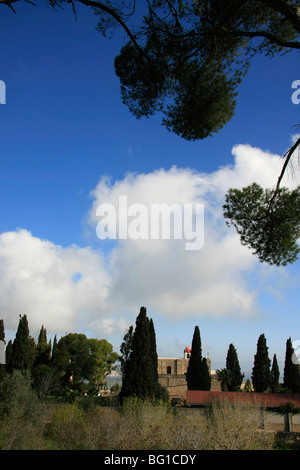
186,390,300,408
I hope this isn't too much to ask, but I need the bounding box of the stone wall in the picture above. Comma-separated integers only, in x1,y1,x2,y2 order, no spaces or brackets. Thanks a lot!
157,355,221,399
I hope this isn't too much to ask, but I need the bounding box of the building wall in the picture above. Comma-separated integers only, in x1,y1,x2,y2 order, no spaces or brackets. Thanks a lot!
157,354,221,400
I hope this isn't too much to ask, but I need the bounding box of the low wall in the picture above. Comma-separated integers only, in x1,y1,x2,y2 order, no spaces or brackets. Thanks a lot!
175,406,300,433
265,411,300,432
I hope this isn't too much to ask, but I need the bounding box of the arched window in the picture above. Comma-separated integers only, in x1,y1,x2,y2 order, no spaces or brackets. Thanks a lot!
167,366,172,374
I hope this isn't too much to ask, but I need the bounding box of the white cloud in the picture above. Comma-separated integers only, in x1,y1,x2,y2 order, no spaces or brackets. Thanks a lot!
0,229,112,335
0,143,299,339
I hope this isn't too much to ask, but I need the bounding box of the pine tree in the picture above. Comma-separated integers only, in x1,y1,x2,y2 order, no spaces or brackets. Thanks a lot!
120,307,158,400
251,334,271,393
283,337,300,393
226,343,244,391
186,326,210,390
270,354,280,393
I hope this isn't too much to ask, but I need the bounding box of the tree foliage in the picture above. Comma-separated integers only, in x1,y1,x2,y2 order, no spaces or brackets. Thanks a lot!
226,343,244,391
88,337,119,389
112,0,300,140
10,315,35,372
270,353,280,393
1,316,118,397
186,325,211,390
283,337,300,393
1,1,299,140
120,306,160,400
252,333,271,393
2,0,300,264
223,183,300,266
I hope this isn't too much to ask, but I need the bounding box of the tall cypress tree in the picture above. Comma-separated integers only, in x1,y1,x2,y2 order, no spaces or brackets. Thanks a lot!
120,307,158,400
283,337,300,393
11,315,32,372
226,343,244,391
149,318,158,387
186,326,202,390
270,354,280,393
5,340,13,373
252,334,271,393
35,325,51,368
186,326,210,390
120,325,134,376
51,334,59,365
0,319,6,381
201,357,211,391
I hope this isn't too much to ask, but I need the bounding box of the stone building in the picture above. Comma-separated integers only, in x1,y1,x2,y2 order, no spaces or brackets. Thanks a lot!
158,347,221,401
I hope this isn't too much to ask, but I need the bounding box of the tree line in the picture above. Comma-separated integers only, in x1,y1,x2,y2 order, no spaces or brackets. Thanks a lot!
186,326,300,394
1,310,300,403
0,315,119,400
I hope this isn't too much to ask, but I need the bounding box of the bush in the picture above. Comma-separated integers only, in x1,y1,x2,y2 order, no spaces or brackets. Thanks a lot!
0,370,44,449
115,397,172,450
46,404,85,450
0,384,276,450
204,398,274,450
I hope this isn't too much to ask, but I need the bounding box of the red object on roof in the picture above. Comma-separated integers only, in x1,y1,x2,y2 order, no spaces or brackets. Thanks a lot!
186,390,300,408
184,346,191,352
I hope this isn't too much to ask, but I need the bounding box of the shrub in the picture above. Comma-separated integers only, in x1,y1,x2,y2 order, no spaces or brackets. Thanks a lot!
204,398,274,450
47,404,85,450
0,370,44,449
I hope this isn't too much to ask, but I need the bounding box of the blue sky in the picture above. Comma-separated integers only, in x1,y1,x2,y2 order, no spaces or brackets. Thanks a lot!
1,2,300,377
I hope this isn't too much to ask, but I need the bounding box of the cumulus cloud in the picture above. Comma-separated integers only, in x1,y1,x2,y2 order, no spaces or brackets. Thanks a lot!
0,229,114,335
0,143,299,339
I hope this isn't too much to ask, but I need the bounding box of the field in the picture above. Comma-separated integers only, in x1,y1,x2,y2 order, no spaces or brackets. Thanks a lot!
0,396,281,450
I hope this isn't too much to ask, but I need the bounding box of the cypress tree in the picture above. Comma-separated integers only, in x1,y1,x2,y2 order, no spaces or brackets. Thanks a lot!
186,326,202,390
51,334,59,365
186,326,210,390
226,343,244,391
0,320,6,381
251,334,271,393
120,325,134,376
11,315,32,372
35,325,51,368
149,318,158,386
120,307,158,400
283,337,300,393
270,354,280,393
0,320,5,344
201,357,211,391
5,340,13,373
